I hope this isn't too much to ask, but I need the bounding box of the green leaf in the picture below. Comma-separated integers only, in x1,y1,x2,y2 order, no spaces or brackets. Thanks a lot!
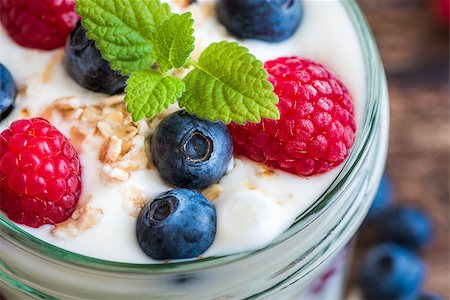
179,41,279,124
76,0,171,75
125,70,185,121
151,12,195,72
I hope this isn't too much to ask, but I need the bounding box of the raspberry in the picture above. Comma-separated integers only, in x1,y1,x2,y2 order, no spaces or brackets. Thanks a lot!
0,0,79,50
228,57,356,176
0,118,82,227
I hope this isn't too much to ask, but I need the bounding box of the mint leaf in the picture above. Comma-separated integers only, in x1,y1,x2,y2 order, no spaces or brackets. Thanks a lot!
76,0,171,74
125,70,185,121
151,13,195,72
179,41,279,124
76,2,280,125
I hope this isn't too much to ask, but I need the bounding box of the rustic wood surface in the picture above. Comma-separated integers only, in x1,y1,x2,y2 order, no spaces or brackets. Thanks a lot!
350,0,449,298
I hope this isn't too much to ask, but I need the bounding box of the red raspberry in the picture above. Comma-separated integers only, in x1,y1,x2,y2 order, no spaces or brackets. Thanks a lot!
0,0,79,50
436,0,450,27
228,57,356,176
0,118,82,227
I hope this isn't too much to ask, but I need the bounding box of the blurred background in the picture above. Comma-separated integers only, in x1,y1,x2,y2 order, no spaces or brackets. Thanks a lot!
350,0,449,298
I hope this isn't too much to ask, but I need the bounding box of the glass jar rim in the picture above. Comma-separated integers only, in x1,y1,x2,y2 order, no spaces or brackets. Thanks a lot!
0,0,383,274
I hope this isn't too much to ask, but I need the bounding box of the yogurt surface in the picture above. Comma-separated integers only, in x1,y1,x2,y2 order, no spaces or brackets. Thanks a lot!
0,0,365,263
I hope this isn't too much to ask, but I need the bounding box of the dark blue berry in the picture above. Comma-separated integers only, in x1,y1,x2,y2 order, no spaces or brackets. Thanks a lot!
380,206,432,249
217,0,303,42
65,21,127,95
0,63,17,121
417,292,445,300
136,189,216,260
360,243,425,300
151,110,233,189
366,174,392,222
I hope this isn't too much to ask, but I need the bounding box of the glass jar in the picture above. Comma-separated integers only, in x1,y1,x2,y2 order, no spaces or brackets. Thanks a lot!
0,1,389,299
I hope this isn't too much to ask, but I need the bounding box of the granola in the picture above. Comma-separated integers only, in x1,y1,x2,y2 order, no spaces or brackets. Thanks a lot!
51,196,103,239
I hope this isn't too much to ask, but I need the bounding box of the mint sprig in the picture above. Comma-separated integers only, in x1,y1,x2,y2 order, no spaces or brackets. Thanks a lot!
181,42,279,124
125,70,185,121
76,0,171,74
76,0,279,124
151,13,195,72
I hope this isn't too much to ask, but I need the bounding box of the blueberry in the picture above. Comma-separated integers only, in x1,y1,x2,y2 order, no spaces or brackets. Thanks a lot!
360,243,425,300
379,205,432,249
217,0,303,42
366,174,392,222
0,63,17,120
151,110,233,189
65,21,127,95
417,292,445,300
136,189,216,260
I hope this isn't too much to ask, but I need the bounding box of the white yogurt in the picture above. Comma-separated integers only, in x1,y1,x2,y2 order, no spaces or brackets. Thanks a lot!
0,0,365,263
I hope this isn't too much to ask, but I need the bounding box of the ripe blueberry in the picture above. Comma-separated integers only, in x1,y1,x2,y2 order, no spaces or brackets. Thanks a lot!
65,21,127,95
379,205,432,249
136,189,216,260
217,0,303,42
0,63,16,120
360,243,425,300
151,110,233,189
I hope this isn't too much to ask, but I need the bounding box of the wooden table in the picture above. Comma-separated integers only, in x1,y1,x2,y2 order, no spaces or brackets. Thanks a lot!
350,0,449,297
